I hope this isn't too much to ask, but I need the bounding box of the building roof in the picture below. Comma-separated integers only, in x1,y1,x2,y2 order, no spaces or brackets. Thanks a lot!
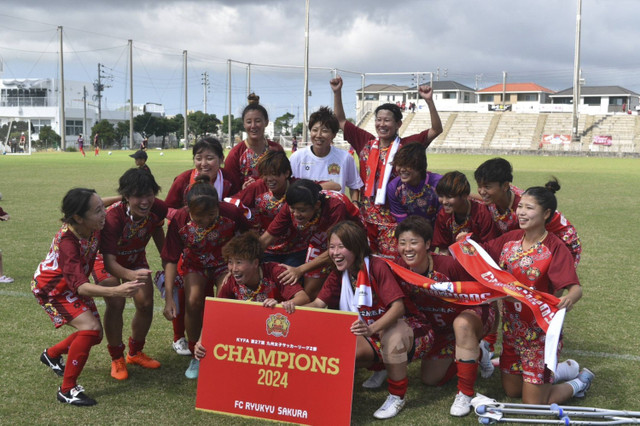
477,83,554,93
359,84,409,93
550,85,640,97
407,80,475,92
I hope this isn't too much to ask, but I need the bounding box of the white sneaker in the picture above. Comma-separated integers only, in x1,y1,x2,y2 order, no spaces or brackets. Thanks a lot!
555,359,580,382
185,358,200,379
373,394,405,419
362,370,387,389
0,275,14,283
574,368,595,398
479,340,495,379
450,391,473,416
172,337,191,356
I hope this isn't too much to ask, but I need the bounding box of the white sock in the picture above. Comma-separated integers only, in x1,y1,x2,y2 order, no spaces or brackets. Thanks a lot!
566,377,587,396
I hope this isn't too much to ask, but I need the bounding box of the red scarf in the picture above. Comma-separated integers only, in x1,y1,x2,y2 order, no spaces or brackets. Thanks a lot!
382,257,505,306
363,137,400,203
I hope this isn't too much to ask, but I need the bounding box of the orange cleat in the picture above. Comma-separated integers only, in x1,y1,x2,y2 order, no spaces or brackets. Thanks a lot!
111,357,129,380
126,352,161,369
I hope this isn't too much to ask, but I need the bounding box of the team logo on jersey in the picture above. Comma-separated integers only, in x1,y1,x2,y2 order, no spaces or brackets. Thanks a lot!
327,163,341,175
266,313,291,338
461,241,477,255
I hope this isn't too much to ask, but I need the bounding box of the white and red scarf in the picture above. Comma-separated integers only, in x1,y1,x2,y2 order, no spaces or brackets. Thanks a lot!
364,136,400,205
449,237,565,371
340,257,373,315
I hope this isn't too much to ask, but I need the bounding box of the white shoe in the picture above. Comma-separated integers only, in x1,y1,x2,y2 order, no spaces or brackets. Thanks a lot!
574,368,595,398
479,340,495,379
450,391,473,417
555,359,580,382
185,358,200,379
172,337,191,356
373,394,405,419
362,370,387,389
0,275,14,283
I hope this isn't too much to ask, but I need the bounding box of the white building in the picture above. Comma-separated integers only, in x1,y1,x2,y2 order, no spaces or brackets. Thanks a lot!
0,78,161,148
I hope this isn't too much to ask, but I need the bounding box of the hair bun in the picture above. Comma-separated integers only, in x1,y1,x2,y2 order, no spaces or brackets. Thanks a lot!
247,93,260,105
544,177,560,194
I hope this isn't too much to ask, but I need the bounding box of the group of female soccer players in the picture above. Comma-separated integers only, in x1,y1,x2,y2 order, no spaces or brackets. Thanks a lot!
32,79,593,421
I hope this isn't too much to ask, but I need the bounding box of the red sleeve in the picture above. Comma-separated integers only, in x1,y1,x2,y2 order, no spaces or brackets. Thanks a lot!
482,230,524,262
161,208,187,263
431,210,452,251
267,263,305,301
59,237,91,292
266,203,292,236
223,144,243,192
151,198,168,223
100,205,125,255
343,121,374,155
268,140,284,151
400,129,433,148
471,201,501,243
316,271,341,308
324,198,349,228
432,255,474,281
164,170,191,209
370,257,405,308
216,278,236,299
546,234,580,292
237,180,264,208
221,168,240,198
219,202,249,233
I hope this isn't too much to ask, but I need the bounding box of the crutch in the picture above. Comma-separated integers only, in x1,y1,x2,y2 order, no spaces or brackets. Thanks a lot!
478,410,640,425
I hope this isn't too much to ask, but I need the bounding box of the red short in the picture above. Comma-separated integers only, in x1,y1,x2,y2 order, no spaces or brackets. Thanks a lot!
426,305,496,359
33,285,99,329
183,265,227,297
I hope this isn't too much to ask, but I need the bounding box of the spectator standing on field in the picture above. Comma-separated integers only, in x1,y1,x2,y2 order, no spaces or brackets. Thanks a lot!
94,133,100,156
77,134,85,157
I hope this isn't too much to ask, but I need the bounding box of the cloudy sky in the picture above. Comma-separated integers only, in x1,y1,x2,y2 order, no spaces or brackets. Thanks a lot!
0,0,638,121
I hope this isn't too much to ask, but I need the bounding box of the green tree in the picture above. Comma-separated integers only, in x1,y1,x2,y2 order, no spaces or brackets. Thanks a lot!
156,116,180,149
292,122,303,136
170,114,185,142
221,114,244,138
187,111,220,139
115,121,130,148
91,120,116,148
274,112,295,136
37,125,61,149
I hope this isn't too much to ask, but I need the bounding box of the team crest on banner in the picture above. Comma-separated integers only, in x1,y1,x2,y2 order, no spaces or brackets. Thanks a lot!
266,313,290,337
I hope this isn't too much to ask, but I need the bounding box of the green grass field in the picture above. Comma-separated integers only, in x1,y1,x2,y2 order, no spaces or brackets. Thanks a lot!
0,150,638,425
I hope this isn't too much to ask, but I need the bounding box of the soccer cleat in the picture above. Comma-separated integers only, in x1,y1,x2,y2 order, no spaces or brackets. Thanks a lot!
41,350,65,377
479,339,495,379
362,370,387,389
110,357,129,380
450,391,473,416
57,385,97,406
185,358,200,379
373,394,406,419
172,337,192,356
0,275,14,283
126,352,161,369
574,368,595,398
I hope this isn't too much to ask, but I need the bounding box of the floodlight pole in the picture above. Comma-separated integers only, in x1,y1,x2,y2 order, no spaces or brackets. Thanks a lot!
59,26,66,149
571,0,582,143
302,0,310,143
129,40,134,149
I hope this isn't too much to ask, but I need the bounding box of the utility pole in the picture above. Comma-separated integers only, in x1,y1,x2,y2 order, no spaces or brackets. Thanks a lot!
302,0,310,143
183,50,188,148
58,26,66,149
572,0,583,143
228,60,232,147
82,86,87,137
94,63,111,122
202,71,210,114
502,71,508,107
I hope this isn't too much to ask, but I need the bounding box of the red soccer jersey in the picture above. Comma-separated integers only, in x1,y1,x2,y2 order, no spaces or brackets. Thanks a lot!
266,191,358,254
161,202,248,270
487,184,523,234
397,256,477,333
100,199,167,267
483,229,580,324
223,140,283,191
343,121,433,203
32,224,100,297
216,262,303,302
431,199,500,252
317,256,406,324
164,168,237,210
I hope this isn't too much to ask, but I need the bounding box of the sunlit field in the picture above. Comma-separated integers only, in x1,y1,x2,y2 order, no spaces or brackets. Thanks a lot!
0,149,638,425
